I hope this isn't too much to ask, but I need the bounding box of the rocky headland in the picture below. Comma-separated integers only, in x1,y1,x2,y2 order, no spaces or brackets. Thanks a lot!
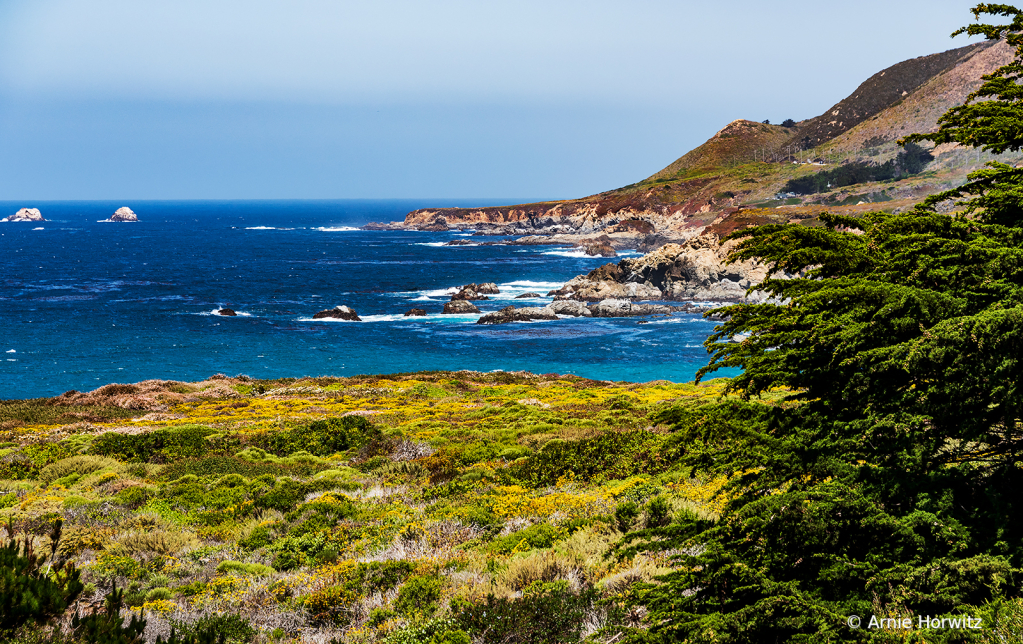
5,208,45,222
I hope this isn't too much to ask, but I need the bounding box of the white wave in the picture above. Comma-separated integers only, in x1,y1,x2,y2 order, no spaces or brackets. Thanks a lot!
6,359,15,362
297,316,359,322
32,227,44,230
453,233,473,236
5,349,14,353
415,242,453,247
0,218,6,222
315,226,360,232
500,280,562,289
540,249,596,258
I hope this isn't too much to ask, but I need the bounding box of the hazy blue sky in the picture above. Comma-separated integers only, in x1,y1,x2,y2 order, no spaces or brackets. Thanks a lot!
0,1,989,200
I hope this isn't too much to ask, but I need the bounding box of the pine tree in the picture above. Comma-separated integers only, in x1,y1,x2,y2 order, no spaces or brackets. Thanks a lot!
621,5,1023,642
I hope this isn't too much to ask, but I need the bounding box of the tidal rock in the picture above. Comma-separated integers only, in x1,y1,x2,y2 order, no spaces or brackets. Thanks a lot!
404,308,427,317
7,208,44,222
110,207,138,222
550,300,592,317
452,282,500,300
515,292,542,299
582,241,617,257
446,240,474,246
313,305,361,321
589,299,674,318
217,308,237,316
442,300,481,314
477,305,558,325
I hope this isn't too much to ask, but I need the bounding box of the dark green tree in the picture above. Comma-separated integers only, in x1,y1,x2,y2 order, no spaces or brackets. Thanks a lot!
0,520,84,633
621,5,1023,642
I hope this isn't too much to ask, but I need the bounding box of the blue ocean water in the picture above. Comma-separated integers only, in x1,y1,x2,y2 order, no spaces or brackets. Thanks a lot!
0,200,735,399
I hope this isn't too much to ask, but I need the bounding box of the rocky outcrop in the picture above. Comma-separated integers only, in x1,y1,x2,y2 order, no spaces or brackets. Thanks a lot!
110,207,138,222
582,240,617,257
452,283,499,300
217,308,237,316
550,233,770,303
404,308,427,317
313,305,361,321
477,305,559,325
6,208,44,222
516,292,542,299
589,299,674,317
550,300,591,317
443,300,481,314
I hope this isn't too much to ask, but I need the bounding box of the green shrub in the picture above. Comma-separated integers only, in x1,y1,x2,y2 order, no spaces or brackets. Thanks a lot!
238,525,274,551
615,501,640,533
90,424,221,463
454,587,597,644
117,485,154,509
253,416,379,457
644,495,672,528
395,575,442,616
488,522,584,555
0,521,84,631
169,612,256,644
513,430,665,485
145,587,172,602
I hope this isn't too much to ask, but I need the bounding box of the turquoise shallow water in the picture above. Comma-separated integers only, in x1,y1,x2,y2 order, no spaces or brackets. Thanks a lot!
0,200,735,399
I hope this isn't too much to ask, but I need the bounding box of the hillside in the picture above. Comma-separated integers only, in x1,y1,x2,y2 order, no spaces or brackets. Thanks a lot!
391,39,1021,239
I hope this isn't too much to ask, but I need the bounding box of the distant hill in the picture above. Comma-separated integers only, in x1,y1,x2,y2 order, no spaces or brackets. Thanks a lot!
399,40,1020,236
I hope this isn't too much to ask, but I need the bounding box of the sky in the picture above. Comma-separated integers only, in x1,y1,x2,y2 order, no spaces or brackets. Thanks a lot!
0,1,991,200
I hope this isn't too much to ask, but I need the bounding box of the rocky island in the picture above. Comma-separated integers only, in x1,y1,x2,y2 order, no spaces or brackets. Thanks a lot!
4,207,44,222
110,206,139,222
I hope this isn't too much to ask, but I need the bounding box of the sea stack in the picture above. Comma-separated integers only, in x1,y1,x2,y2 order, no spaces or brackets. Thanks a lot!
6,208,44,222
110,207,138,222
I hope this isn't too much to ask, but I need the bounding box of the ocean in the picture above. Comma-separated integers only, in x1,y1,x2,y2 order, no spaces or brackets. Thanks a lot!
0,200,736,399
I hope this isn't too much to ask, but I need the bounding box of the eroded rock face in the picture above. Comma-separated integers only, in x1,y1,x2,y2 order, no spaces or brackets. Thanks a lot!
550,233,771,303
7,208,44,222
442,300,481,314
515,292,542,299
477,305,559,325
404,308,427,316
110,207,138,222
550,300,591,317
313,305,361,321
217,308,237,316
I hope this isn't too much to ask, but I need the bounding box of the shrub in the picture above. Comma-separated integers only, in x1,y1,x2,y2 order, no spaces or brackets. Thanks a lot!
91,424,220,463
38,455,120,486
394,575,442,616
513,430,665,485
615,501,640,533
254,416,379,457
169,612,256,644
0,521,84,631
454,587,597,643
644,495,672,528
304,585,358,625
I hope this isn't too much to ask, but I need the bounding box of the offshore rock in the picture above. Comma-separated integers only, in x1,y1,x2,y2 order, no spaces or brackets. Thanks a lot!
313,305,361,321
110,207,139,222
477,305,559,325
216,308,237,316
515,292,542,298
6,208,44,222
452,283,499,300
589,299,674,317
443,300,481,314
550,300,592,317
404,308,427,317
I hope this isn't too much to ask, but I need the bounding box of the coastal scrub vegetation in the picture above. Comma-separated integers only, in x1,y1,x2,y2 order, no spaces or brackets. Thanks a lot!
0,372,767,643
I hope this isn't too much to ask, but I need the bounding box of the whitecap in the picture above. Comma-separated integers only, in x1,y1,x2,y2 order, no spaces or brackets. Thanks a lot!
245,226,276,230
540,249,598,258
315,226,360,232
297,316,359,323
32,227,44,230
414,242,451,247
5,349,14,353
